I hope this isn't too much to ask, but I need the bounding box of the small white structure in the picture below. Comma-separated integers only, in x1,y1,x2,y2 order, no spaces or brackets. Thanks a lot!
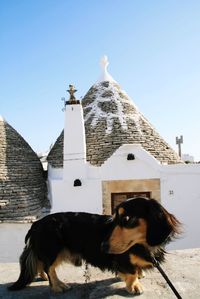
181,153,194,163
48,58,200,249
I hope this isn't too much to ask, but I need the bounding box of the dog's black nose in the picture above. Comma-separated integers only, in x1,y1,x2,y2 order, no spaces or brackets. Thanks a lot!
101,241,109,253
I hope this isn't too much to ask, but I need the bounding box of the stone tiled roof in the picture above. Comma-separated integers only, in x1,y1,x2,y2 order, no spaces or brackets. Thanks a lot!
0,118,46,221
82,81,183,166
47,80,182,168
47,130,64,168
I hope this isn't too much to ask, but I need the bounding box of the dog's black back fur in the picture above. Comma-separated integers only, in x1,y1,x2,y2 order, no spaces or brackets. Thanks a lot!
30,212,115,270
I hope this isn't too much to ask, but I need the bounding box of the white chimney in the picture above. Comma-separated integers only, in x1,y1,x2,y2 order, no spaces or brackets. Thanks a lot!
63,85,86,181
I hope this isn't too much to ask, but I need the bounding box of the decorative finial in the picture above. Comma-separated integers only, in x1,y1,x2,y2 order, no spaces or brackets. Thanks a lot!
66,84,80,105
100,55,109,74
67,85,77,101
97,55,116,83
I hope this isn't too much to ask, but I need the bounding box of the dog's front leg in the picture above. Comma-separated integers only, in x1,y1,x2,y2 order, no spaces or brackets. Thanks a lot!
118,272,143,294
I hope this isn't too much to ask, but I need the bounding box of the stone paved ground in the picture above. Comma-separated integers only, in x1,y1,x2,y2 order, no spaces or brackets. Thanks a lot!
0,248,200,299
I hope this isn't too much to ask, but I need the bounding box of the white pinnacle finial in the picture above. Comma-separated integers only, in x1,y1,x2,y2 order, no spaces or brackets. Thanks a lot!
97,55,116,83
100,55,109,73
0,115,5,122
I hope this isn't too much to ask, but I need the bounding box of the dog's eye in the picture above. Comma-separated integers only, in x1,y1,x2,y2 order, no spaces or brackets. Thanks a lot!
121,216,138,227
120,215,129,224
125,216,130,222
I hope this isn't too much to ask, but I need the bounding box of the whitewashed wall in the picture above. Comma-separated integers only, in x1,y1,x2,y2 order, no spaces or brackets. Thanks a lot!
48,164,102,214
100,144,161,180
160,165,200,250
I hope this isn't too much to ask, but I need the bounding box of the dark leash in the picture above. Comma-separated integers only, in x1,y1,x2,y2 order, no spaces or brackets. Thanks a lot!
151,256,182,299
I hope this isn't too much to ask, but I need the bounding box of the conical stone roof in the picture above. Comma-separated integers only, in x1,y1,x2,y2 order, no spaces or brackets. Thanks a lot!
82,80,182,166
47,58,182,167
0,117,46,221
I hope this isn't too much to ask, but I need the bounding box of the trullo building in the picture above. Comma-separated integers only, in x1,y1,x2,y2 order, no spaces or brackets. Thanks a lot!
0,117,46,221
47,56,183,215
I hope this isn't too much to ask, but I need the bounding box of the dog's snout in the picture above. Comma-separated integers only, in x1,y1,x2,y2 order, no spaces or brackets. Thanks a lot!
101,241,109,253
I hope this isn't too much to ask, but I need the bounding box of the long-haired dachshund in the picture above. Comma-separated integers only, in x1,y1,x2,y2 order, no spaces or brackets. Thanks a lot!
8,197,181,294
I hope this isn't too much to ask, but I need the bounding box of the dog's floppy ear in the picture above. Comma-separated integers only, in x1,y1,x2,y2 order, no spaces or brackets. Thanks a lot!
146,199,179,246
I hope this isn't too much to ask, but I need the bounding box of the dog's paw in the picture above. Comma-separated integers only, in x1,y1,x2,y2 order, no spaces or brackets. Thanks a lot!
133,281,143,294
126,281,143,295
51,281,71,293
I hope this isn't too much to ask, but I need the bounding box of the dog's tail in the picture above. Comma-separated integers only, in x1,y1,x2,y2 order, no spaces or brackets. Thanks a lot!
8,234,38,291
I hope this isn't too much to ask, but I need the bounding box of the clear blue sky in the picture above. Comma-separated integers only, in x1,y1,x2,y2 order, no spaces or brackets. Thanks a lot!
1,0,200,160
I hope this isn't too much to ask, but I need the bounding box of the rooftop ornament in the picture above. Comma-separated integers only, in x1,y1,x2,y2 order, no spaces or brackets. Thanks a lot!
64,84,80,106
98,55,116,83
176,135,183,158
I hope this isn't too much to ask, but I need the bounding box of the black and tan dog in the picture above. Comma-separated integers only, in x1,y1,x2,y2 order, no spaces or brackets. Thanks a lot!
8,197,180,294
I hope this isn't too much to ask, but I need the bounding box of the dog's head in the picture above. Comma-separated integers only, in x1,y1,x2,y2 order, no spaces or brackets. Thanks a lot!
102,197,181,254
